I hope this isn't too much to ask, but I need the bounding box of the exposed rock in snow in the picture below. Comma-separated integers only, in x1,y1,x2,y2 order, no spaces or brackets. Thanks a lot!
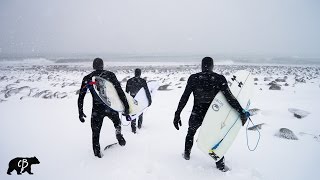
269,84,281,90
275,78,286,82
275,128,298,140
295,77,306,83
54,92,68,99
158,84,172,91
248,123,265,131
254,77,259,81
264,77,272,81
5,86,31,98
288,108,310,119
268,81,277,86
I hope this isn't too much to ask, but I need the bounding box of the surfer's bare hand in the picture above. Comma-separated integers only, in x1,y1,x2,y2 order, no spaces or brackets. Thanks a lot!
174,114,182,130
79,112,87,123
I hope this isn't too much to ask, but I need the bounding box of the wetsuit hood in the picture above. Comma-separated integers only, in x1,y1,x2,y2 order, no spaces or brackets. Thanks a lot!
93,58,104,70
135,68,141,77
201,57,214,72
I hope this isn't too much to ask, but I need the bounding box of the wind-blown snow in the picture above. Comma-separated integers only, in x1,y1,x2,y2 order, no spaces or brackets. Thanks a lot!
0,62,320,180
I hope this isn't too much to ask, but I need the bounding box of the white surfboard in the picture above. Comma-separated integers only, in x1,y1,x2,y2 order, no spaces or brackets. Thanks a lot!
129,81,159,120
197,70,254,162
92,76,158,116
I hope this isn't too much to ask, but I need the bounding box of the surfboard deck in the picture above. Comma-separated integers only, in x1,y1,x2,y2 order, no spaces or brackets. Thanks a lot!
92,76,158,116
197,70,254,162
129,81,159,120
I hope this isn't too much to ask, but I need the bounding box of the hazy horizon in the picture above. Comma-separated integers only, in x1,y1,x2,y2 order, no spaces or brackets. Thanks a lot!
1,0,320,57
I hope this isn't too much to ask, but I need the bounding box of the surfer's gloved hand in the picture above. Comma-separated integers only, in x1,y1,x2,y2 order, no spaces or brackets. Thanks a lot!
173,112,182,130
240,109,250,126
124,108,130,116
79,111,87,123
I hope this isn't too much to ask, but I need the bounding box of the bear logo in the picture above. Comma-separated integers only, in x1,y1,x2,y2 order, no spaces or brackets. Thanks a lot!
7,156,40,175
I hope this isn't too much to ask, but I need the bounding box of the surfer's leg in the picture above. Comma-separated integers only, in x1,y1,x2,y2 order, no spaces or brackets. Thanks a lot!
91,108,104,157
184,113,202,158
131,118,137,133
138,114,143,129
107,111,126,146
216,156,229,172
107,111,122,133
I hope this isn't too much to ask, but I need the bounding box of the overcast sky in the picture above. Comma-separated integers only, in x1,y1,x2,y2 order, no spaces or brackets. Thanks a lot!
0,0,319,56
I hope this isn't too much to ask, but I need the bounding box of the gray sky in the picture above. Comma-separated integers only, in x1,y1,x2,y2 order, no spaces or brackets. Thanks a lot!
0,0,319,56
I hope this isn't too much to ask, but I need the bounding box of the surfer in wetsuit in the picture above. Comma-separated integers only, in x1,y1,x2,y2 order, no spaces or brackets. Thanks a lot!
78,58,129,158
173,57,250,172
126,68,152,133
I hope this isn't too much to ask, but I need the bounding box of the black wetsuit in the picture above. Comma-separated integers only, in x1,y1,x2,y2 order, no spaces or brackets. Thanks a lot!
175,71,243,164
78,70,129,155
126,77,152,131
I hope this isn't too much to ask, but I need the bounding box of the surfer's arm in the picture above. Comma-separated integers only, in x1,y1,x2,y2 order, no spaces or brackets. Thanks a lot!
78,76,87,114
143,80,152,106
110,73,130,111
175,76,193,115
125,80,130,93
220,76,243,113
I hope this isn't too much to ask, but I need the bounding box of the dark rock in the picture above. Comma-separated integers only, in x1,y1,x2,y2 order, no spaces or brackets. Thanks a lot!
5,86,31,98
275,78,286,82
179,77,187,81
284,83,289,86
54,92,68,99
264,77,272,81
275,128,298,140
268,81,277,86
0,76,8,81
254,77,259,81
248,123,265,131
288,108,310,119
295,78,306,83
269,84,281,90
158,84,172,91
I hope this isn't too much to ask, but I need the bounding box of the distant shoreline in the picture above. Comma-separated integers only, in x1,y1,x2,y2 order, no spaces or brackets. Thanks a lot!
1,56,320,66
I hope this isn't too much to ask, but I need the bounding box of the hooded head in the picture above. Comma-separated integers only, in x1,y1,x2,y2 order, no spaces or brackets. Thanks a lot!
135,68,141,77
201,57,214,72
93,58,104,70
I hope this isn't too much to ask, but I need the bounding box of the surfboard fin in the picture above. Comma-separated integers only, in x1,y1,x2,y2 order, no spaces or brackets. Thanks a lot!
208,150,220,161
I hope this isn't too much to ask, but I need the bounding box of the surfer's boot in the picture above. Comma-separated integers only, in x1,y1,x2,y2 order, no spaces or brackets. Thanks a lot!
183,150,190,160
116,134,126,146
216,157,230,172
138,115,143,129
94,150,103,158
132,127,137,134
131,120,137,134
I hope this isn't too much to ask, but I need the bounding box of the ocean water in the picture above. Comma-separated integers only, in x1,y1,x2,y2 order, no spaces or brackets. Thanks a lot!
0,54,320,66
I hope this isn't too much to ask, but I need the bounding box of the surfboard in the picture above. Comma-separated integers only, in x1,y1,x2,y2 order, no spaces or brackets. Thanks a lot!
129,81,159,120
92,76,158,116
197,70,254,162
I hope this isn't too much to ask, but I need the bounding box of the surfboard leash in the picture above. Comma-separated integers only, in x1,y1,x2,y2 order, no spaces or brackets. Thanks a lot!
246,117,261,151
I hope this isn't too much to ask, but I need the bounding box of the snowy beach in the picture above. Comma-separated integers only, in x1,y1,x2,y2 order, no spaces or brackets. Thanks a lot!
0,60,320,180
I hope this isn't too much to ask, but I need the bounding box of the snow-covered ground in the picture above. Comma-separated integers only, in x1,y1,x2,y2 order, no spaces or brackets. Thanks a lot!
0,61,320,180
